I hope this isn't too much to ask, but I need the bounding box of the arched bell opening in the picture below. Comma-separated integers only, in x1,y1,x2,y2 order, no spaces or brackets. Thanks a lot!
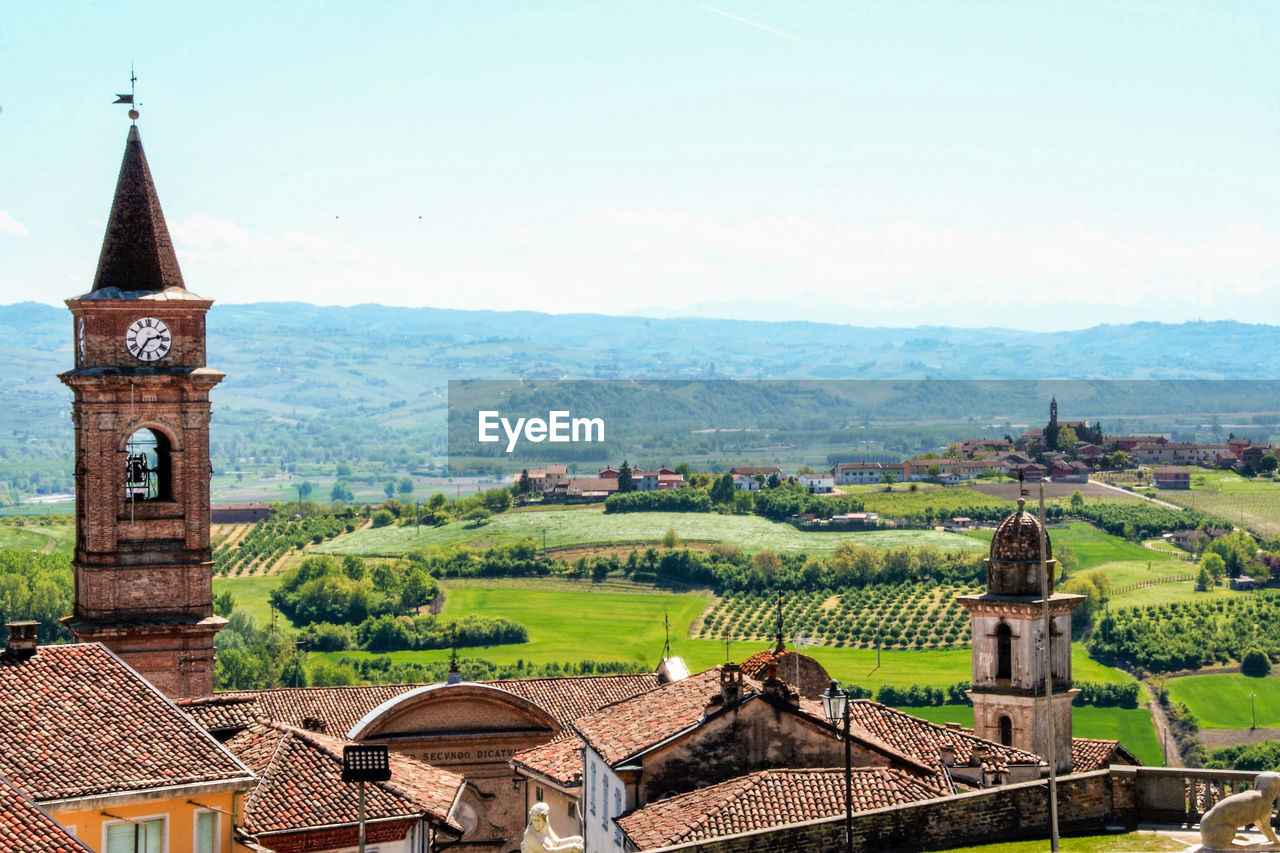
995,623,1012,681
124,427,172,501
997,714,1013,747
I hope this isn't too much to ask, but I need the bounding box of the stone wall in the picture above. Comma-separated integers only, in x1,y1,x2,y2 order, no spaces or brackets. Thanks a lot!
641,770,1114,853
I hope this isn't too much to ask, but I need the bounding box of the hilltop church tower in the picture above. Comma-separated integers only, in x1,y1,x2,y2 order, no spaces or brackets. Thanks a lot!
60,124,225,700
957,501,1083,773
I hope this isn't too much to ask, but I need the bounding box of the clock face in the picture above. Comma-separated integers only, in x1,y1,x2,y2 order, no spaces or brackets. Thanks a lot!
77,319,85,362
125,317,172,362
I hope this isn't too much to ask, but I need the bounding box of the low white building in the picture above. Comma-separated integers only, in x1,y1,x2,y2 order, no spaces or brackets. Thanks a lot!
797,473,834,493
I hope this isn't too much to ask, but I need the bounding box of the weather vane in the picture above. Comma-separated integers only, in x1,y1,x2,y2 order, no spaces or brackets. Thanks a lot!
1018,468,1029,499
113,64,139,122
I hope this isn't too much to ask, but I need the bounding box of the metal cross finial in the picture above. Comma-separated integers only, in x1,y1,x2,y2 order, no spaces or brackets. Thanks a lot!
1018,468,1029,498
662,611,672,660
113,63,140,121
723,629,733,663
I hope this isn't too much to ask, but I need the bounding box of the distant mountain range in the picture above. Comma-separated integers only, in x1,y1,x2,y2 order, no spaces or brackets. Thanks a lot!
3,301,1279,493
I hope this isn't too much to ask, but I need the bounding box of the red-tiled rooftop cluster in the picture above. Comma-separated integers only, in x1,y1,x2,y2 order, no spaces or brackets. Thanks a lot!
0,645,252,800
185,672,660,737
618,767,942,850
226,721,464,837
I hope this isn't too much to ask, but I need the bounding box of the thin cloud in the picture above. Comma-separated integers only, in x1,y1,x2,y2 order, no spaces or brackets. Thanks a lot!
0,211,29,237
700,5,804,43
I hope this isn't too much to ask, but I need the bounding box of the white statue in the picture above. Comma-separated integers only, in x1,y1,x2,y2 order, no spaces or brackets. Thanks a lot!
1200,772,1280,850
521,802,584,853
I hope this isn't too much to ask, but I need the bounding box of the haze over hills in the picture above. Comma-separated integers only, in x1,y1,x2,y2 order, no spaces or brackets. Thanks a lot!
4,300,1280,497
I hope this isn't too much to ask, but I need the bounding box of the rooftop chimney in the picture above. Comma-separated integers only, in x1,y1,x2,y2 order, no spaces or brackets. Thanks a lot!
5,621,38,660
720,662,744,706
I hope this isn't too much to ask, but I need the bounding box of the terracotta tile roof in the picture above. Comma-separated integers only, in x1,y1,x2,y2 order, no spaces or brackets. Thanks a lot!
0,645,252,800
738,647,783,679
573,668,735,766
846,702,1041,776
618,768,942,850
573,668,925,772
188,673,661,737
497,673,660,726
511,735,585,786
91,125,185,294
1072,737,1141,771
226,722,464,837
185,684,417,737
0,775,93,853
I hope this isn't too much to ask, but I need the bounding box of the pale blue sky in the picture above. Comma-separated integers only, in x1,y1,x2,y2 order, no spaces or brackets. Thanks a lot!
2,1,1277,328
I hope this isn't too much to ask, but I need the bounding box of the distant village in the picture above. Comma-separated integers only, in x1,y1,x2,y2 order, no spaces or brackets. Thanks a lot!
516,398,1276,502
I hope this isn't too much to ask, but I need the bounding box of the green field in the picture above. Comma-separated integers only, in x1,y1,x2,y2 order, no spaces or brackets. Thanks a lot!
0,522,74,555
896,704,1162,766
1158,469,1280,539
314,508,986,558
213,574,289,632
1165,672,1280,729
305,580,1134,692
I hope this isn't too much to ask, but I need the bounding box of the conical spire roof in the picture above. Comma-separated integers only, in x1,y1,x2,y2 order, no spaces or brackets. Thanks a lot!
91,125,185,293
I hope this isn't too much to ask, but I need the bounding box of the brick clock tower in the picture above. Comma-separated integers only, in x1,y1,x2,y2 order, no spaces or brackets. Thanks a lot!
60,124,225,700
957,500,1084,773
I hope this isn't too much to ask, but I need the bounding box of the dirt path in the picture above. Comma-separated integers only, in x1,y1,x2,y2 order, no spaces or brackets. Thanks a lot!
1146,695,1183,768
40,537,55,554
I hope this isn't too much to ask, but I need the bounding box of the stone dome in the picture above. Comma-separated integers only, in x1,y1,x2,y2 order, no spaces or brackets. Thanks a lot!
989,499,1052,562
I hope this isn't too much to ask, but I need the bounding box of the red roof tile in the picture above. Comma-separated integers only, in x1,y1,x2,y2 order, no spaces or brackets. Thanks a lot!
226,722,464,837
573,668,735,766
0,645,252,800
0,776,93,853
846,702,1041,777
511,736,585,786
1071,737,1141,772
186,673,661,737
618,768,942,850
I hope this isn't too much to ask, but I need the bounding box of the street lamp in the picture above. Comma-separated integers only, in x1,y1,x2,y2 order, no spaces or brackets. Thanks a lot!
1252,692,1257,730
821,679,853,853
343,744,391,853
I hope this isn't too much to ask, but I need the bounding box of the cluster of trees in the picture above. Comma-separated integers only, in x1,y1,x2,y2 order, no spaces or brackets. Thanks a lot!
309,612,529,653
393,537,986,594
871,683,971,707
604,489,712,513
214,608,307,691
1088,594,1280,673
1060,570,1111,635
1207,740,1280,771
1073,680,1141,708
270,555,439,627
1073,502,1226,541
0,548,72,644
310,654,650,688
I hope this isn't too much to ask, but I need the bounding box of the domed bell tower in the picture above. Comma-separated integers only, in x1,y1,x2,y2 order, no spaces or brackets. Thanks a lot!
957,500,1084,772
60,123,226,700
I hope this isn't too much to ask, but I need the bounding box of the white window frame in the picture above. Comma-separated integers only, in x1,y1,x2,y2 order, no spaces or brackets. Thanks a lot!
193,809,219,853
103,813,167,853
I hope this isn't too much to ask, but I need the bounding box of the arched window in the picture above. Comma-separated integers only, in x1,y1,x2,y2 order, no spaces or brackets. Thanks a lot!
996,623,1012,681
998,715,1013,747
124,428,172,501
